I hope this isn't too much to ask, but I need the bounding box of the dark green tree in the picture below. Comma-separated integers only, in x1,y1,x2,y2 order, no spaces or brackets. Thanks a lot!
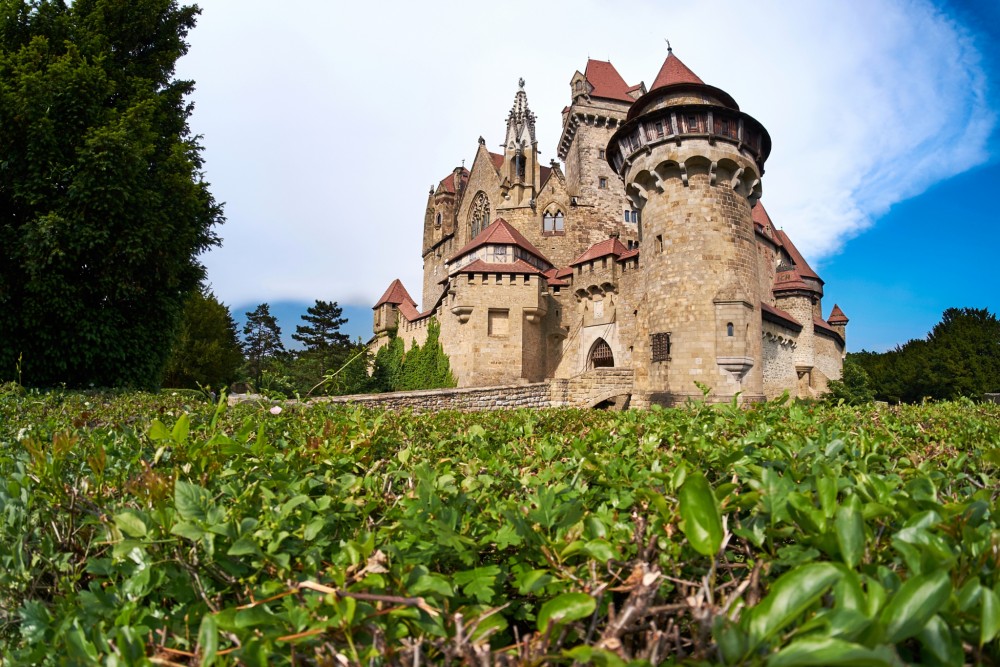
162,287,243,390
825,358,875,405
242,303,285,386
371,335,405,393
292,300,350,352
0,0,223,388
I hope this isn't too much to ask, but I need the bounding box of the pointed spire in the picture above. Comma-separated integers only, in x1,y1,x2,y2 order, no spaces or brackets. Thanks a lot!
505,79,537,148
650,50,704,90
828,304,849,325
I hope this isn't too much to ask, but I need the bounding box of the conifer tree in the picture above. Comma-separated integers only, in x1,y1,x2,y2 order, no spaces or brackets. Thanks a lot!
242,303,285,385
162,287,243,389
292,300,350,351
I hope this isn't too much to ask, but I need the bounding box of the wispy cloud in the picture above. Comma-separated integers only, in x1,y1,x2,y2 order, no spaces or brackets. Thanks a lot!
179,0,995,307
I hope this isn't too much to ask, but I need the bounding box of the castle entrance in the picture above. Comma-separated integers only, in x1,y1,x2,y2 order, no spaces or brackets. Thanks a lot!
588,338,615,369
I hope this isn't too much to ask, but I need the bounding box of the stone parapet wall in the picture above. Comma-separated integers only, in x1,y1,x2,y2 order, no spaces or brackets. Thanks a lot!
318,382,552,413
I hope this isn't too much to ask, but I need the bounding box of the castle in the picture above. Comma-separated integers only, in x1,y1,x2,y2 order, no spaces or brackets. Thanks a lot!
371,50,848,407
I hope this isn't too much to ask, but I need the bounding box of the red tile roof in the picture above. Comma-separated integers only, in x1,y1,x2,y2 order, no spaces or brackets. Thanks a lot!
373,279,417,309
542,268,569,287
489,152,504,172
452,258,545,276
448,218,550,265
813,316,844,344
555,267,574,279
773,230,821,282
584,60,636,103
438,168,469,194
650,51,704,90
828,304,849,324
570,237,631,266
761,302,803,332
617,248,639,261
751,202,777,239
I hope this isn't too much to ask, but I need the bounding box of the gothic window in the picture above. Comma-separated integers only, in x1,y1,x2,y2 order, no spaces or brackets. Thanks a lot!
514,152,525,182
469,192,490,238
727,322,734,337
435,212,442,227
589,338,614,369
543,209,565,233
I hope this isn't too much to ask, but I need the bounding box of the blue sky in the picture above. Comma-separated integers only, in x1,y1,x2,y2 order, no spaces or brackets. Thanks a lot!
176,0,1000,352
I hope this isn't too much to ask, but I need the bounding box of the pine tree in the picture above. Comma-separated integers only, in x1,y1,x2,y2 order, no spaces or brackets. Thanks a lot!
242,303,285,385
292,300,350,351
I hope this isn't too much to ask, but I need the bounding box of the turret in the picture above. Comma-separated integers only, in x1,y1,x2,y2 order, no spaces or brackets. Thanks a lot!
828,304,849,344
606,48,771,404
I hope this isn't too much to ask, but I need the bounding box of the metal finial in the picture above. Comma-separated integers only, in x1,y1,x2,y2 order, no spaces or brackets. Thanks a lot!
518,77,525,89
665,38,672,53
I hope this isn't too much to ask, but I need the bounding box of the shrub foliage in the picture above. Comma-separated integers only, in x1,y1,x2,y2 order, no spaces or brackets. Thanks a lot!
1,392,998,664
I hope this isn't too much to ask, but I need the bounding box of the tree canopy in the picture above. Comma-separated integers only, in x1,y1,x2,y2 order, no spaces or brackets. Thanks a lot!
162,288,243,390
0,0,222,388
851,307,1000,403
242,303,284,386
292,300,349,351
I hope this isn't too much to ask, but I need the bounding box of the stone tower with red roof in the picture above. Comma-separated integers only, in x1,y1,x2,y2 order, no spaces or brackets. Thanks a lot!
374,50,848,405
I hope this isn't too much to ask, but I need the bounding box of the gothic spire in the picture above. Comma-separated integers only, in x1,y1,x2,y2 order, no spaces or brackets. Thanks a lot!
505,79,537,149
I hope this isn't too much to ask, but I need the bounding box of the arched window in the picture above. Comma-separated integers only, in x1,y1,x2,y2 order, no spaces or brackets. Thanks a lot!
435,212,442,227
543,209,565,233
727,322,734,337
469,192,490,238
589,338,614,369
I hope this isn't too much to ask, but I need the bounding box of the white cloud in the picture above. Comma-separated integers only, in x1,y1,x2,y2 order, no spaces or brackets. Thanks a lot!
178,0,994,307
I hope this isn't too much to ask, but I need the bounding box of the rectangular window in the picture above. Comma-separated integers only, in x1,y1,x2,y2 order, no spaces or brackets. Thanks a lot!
651,332,671,362
488,309,509,337
599,177,607,189
656,235,663,253
624,211,629,223
598,149,605,159
655,121,664,137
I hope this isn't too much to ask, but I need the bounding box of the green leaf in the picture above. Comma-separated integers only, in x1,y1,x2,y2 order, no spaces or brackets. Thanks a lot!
835,497,864,568
981,587,1000,646
175,479,209,521
18,600,51,644
227,535,260,556
537,592,596,633
879,568,951,643
410,574,454,598
583,538,617,562
114,511,148,539
172,413,190,444
744,562,841,650
768,637,895,667
198,613,219,666
453,566,500,604
149,419,170,441
171,521,206,541
918,615,960,666
678,473,723,556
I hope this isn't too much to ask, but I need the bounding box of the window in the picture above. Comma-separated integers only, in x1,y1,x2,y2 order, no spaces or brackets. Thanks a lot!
656,235,663,253
493,245,507,261
488,309,509,336
651,333,671,362
469,192,490,238
727,322,734,337
598,149,606,159
599,177,607,189
543,210,565,233
625,209,639,224
435,212,442,227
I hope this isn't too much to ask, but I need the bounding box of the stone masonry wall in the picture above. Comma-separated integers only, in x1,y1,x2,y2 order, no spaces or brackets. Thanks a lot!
319,382,552,413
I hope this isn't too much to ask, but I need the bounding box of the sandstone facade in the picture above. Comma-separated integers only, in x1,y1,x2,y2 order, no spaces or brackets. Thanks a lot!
371,52,848,406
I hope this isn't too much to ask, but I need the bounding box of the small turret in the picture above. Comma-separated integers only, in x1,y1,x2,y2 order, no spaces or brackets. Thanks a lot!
827,304,849,343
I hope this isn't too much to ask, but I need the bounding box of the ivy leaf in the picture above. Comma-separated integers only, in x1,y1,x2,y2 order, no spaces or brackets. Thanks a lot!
453,565,500,603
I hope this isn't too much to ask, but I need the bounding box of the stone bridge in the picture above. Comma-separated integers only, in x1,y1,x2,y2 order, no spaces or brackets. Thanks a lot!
550,368,636,409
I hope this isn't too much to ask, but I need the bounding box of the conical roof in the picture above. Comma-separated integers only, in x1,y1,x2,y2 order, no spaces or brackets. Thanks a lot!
650,50,704,89
828,304,849,324
373,279,417,309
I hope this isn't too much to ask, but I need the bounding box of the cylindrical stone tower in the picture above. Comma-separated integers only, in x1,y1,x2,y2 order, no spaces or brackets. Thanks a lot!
606,49,771,405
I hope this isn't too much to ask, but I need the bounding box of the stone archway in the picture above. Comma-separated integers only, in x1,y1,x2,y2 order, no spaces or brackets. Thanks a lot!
588,338,614,369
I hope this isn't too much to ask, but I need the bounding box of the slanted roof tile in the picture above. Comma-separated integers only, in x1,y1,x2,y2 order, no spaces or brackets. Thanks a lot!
373,279,417,309
448,218,550,265
828,304,849,324
584,60,636,103
761,302,803,332
650,51,704,89
452,258,544,276
773,230,821,283
570,237,631,266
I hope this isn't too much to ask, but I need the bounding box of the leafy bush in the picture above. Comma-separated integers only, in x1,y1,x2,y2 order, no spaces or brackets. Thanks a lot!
0,393,998,665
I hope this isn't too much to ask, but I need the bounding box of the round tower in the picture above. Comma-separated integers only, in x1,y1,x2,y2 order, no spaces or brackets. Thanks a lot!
606,49,772,404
